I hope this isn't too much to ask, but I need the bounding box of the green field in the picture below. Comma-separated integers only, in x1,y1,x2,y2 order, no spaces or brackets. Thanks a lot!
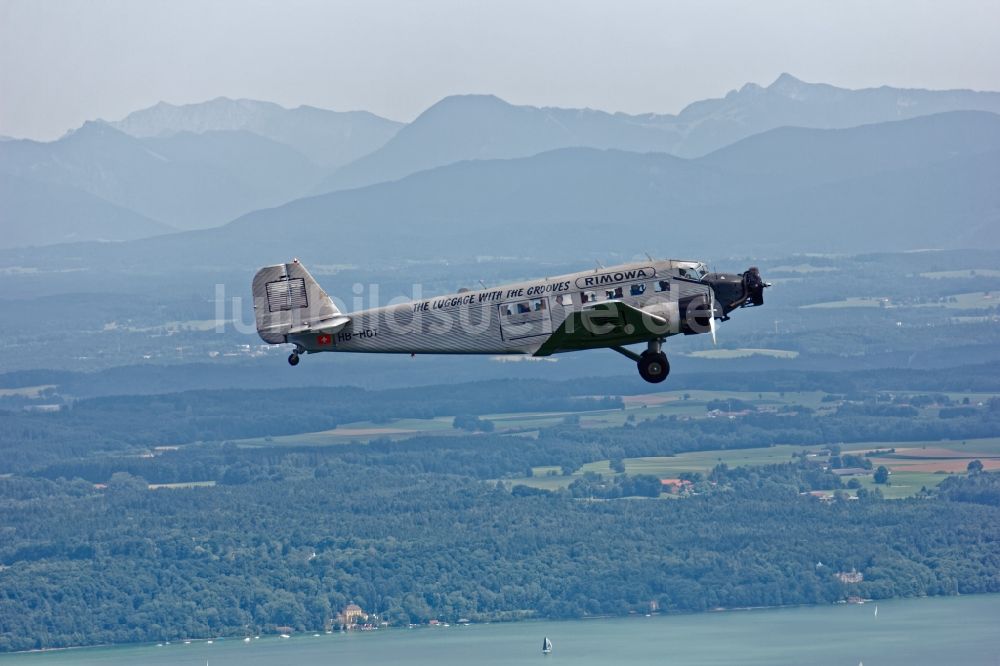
843,437,1000,456
686,348,799,359
802,292,999,310
920,268,1000,279
516,443,817,491
0,384,56,398
851,471,951,499
235,416,458,446
116,319,233,333
148,480,216,490
230,389,999,450
939,393,1000,404
768,264,838,274
515,445,814,490
511,436,1000,498
801,297,887,309
231,390,838,447
229,393,996,502
914,292,1000,309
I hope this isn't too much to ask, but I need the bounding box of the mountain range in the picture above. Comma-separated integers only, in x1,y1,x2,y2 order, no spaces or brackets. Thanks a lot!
3,110,997,272
0,173,170,248
0,122,321,238
0,99,403,247
315,74,1000,193
2,74,999,253
108,97,402,168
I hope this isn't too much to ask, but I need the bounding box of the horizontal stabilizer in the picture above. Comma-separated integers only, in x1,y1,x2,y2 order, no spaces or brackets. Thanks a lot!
287,315,352,336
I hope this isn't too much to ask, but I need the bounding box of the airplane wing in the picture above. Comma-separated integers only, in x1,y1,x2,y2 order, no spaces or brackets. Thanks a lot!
533,301,672,356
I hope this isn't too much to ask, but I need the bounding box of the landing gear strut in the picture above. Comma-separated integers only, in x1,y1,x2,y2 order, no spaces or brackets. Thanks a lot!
288,352,300,366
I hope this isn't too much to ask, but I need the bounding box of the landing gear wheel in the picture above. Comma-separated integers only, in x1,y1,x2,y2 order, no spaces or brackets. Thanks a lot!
637,351,669,383
288,352,300,367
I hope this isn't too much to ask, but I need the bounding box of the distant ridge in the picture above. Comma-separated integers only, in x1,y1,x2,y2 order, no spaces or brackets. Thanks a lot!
0,173,172,249
109,97,403,168
0,121,324,233
4,110,997,266
701,110,1000,185
312,94,683,193
315,75,1000,194
4,76,999,251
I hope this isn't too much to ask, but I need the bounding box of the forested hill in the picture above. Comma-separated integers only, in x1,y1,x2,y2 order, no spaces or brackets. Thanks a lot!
1,464,998,652
1,366,999,652
0,364,1000,650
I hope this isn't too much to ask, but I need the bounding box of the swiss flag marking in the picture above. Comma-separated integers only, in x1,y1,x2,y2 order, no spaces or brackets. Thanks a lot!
316,334,332,345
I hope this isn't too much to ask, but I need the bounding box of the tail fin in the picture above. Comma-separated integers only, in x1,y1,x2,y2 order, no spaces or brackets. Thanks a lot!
252,259,347,344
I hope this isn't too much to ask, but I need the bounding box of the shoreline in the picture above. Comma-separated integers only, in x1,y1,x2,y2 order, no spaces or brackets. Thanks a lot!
1,591,982,656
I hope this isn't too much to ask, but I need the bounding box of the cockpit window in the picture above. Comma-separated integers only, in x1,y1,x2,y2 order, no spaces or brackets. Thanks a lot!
678,264,708,280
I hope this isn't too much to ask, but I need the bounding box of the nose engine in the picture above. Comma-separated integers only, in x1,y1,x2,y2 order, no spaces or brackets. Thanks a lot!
743,266,767,306
704,266,769,318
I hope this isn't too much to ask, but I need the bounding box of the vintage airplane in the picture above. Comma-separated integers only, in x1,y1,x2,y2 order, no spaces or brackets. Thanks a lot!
252,258,768,383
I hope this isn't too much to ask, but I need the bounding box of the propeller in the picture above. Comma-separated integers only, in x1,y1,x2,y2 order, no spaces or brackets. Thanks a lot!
709,291,718,346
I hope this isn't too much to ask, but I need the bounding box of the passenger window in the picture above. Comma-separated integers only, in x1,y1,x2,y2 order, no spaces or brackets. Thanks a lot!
517,302,531,314
630,283,645,296
606,287,623,300
581,291,597,304
557,293,573,306
533,299,546,312
503,304,515,316
654,280,671,293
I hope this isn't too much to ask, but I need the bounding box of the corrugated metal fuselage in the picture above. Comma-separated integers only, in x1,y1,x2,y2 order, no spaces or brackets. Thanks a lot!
293,260,710,356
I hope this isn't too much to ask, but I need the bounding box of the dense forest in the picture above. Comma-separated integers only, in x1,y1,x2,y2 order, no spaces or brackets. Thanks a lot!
1,366,999,652
1,463,998,652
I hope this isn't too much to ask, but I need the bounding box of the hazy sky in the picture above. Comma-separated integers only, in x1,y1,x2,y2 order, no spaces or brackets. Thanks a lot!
1,0,998,140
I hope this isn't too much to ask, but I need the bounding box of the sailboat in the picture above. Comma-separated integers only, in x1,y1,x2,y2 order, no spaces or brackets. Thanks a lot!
543,636,553,654
874,604,878,618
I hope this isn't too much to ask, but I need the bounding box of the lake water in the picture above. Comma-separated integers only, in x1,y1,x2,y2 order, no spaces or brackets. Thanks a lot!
2,594,998,665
